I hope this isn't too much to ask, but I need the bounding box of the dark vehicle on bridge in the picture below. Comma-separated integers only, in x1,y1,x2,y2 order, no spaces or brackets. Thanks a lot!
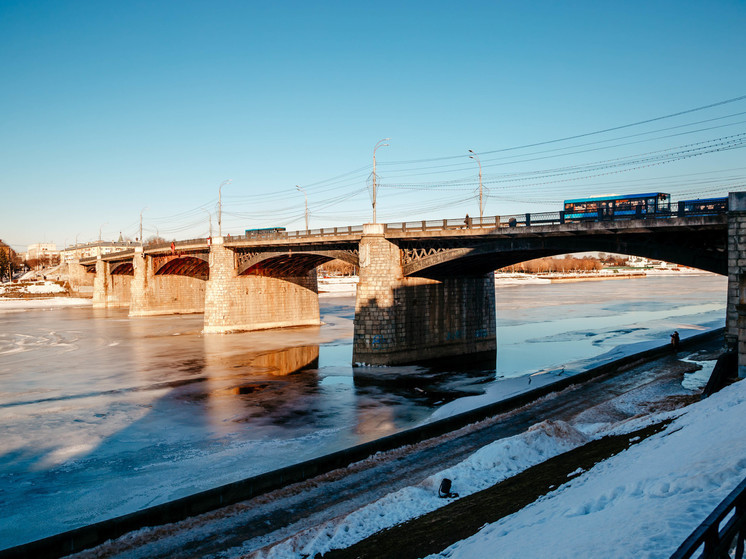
244,227,287,238
563,193,671,221
678,197,728,215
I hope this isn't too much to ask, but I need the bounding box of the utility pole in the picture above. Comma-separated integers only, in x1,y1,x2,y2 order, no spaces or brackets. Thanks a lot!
296,185,309,231
217,179,232,237
139,208,146,245
469,149,484,220
372,138,390,223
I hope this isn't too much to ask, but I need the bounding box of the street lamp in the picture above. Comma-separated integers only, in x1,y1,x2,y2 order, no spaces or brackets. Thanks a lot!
372,138,390,223
296,185,309,231
99,222,108,243
217,179,232,237
468,149,484,220
139,207,147,245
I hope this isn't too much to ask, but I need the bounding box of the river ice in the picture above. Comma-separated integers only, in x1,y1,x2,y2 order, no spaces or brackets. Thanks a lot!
0,274,727,550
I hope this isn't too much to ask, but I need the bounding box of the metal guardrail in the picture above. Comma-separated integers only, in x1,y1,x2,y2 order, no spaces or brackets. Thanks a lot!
671,476,746,558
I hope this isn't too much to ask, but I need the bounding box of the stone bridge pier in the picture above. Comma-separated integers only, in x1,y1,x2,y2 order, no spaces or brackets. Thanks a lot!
128,247,206,316
353,224,496,365
727,192,746,377
203,237,321,333
93,257,132,308
66,259,95,298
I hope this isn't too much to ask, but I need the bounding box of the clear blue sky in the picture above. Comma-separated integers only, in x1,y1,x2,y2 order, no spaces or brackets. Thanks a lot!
2,0,745,250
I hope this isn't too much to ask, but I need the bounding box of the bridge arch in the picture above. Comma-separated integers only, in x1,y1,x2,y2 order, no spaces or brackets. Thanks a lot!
153,255,209,280
237,250,359,277
402,229,727,278
110,262,133,275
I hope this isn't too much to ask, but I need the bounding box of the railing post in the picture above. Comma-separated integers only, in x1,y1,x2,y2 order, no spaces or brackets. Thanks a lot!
678,201,685,217
422,220,426,231
495,216,500,228
704,524,719,556
443,219,448,229
525,213,531,227
560,210,565,225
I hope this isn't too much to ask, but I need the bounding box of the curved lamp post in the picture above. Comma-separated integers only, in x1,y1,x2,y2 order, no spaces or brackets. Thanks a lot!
372,138,390,223
296,185,309,231
468,149,484,220
217,179,232,237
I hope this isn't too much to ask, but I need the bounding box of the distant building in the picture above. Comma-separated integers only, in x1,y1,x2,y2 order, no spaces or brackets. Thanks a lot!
26,243,58,261
60,241,136,262
626,256,676,269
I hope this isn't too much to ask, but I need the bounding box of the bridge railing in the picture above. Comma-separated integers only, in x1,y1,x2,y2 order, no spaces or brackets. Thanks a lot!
670,475,746,558
92,197,729,260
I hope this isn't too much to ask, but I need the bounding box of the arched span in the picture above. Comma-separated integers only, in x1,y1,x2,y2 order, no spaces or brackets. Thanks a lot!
238,250,359,277
110,262,134,275
402,228,727,278
154,255,209,280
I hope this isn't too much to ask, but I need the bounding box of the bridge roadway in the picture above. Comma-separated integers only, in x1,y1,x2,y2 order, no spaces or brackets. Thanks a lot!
61,332,719,559
68,192,745,372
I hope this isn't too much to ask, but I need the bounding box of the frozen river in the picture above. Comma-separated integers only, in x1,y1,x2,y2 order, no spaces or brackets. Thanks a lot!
0,273,727,549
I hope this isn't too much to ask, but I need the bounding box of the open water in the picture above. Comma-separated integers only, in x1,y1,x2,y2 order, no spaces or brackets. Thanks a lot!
0,273,727,549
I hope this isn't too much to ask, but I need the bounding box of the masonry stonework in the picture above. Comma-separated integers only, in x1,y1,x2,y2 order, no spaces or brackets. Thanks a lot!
92,258,108,309
67,260,95,297
129,248,205,316
353,224,497,365
203,238,321,333
727,192,746,377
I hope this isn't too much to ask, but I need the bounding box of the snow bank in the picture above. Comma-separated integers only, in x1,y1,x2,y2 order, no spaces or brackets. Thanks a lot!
318,276,358,295
252,421,589,559
0,298,92,312
430,379,746,559
0,280,67,295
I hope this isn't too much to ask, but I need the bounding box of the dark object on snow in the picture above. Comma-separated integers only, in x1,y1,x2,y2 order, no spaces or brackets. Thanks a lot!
702,350,737,398
670,331,680,351
438,478,459,498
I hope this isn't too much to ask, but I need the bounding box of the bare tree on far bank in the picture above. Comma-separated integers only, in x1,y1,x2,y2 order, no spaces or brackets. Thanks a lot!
319,260,357,276
501,255,602,274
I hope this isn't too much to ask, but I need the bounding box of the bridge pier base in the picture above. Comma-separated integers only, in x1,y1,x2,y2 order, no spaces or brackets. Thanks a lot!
93,258,131,308
92,257,108,308
66,259,94,298
203,238,321,333
353,224,496,366
129,248,204,316
727,192,746,377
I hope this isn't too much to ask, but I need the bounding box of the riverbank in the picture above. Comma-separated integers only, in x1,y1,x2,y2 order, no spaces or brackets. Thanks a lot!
5,329,725,559
49,330,729,559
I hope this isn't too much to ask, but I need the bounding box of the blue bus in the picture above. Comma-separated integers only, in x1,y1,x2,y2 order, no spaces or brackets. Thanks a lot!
678,197,728,215
244,227,287,238
563,193,670,220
